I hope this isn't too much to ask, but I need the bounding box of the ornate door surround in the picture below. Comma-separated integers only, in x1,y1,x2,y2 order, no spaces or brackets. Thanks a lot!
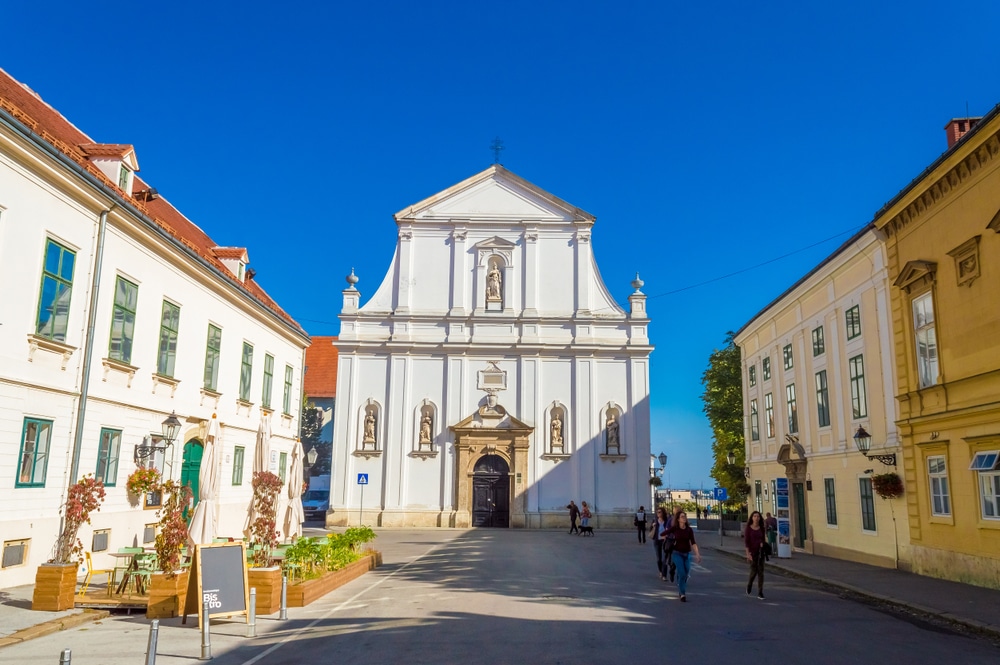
451,402,533,528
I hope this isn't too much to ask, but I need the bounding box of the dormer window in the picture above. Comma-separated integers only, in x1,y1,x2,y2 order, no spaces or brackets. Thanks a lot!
212,246,251,282
78,143,139,196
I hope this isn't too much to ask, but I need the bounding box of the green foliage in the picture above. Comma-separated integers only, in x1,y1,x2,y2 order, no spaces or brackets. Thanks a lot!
281,528,378,583
701,332,750,504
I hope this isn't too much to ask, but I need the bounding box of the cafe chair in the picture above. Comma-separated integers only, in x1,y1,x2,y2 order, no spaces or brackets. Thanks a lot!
125,552,157,596
79,551,115,596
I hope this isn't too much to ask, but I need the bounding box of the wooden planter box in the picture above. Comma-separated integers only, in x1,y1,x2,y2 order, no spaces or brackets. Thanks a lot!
248,567,282,615
147,570,189,619
32,563,78,611
287,552,382,608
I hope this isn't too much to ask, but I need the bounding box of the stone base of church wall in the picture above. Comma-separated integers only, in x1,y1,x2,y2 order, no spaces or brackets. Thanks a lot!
327,508,637,530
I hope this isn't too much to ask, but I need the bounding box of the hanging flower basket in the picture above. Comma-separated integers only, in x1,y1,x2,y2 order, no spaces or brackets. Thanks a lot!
649,477,663,488
126,466,162,497
872,472,904,499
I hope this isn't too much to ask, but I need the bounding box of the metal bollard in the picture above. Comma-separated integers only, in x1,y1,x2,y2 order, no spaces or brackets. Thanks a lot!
279,574,288,620
247,588,257,638
200,599,212,660
145,620,159,665
59,648,71,664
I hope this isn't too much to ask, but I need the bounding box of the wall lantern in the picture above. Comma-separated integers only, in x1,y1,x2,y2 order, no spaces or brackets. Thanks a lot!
853,425,896,467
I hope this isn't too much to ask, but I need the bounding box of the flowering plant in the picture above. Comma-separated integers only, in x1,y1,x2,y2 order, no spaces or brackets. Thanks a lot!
249,471,284,567
872,472,904,499
126,466,162,497
155,480,192,577
53,475,106,564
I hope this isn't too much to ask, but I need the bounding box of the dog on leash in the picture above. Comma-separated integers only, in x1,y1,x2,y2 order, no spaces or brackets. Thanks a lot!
579,526,595,536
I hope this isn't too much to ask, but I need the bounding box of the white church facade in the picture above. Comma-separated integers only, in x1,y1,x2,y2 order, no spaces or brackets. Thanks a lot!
328,166,652,529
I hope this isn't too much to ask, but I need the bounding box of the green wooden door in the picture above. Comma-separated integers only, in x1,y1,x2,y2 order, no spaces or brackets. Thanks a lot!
792,482,807,548
181,440,204,511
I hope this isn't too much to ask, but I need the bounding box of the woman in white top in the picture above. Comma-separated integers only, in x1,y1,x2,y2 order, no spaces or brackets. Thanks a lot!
635,506,647,543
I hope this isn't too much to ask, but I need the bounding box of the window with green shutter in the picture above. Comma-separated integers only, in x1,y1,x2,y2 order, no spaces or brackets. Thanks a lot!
240,343,254,402
36,239,76,341
203,325,222,391
95,428,121,486
108,276,138,363
262,354,274,409
17,418,53,487
157,300,180,377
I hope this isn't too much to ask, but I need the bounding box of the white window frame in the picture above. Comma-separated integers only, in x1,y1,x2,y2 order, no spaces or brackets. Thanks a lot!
912,291,938,388
927,455,951,517
764,393,774,439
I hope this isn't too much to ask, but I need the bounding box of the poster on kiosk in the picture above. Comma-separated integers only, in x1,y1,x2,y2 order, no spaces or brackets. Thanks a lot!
775,478,792,558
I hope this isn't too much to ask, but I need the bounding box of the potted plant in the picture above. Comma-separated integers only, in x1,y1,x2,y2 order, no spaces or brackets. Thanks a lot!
872,472,904,499
248,471,283,567
285,527,379,607
33,475,106,611
125,466,161,508
147,480,191,619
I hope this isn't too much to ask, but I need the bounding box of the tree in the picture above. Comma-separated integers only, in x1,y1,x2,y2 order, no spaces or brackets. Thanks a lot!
701,332,750,504
300,400,332,477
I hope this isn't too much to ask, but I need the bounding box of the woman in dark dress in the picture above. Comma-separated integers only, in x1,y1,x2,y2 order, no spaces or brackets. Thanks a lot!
745,510,767,599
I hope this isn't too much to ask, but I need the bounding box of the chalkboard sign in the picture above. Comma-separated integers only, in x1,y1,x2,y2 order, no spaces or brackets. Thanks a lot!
182,542,249,627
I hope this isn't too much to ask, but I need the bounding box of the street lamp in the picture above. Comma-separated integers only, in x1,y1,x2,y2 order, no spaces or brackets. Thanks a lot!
306,446,319,467
853,426,897,467
134,411,182,462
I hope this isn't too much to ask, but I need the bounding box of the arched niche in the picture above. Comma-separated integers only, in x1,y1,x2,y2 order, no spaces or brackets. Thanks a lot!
412,399,439,458
354,399,383,459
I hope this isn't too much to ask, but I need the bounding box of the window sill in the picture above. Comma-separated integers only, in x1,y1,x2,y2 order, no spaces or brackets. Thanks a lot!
977,518,1000,530
261,406,274,416
281,412,294,421
15,483,46,489
152,373,180,397
102,357,138,387
200,388,222,408
236,399,255,416
409,450,438,459
27,334,77,369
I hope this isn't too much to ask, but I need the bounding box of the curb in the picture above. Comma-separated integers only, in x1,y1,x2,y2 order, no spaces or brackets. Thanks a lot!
708,546,1000,641
0,609,110,649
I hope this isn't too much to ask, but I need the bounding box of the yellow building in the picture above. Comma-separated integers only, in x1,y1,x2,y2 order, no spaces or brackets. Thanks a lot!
735,229,908,569
873,109,1000,589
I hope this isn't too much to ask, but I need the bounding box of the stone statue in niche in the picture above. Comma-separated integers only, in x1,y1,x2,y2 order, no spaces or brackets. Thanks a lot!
550,412,563,451
363,411,377,446
486,263,502,301
606,412,620,453
419,412,433,446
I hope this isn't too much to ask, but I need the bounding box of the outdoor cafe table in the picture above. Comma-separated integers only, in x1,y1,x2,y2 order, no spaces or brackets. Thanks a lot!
109,550,155,595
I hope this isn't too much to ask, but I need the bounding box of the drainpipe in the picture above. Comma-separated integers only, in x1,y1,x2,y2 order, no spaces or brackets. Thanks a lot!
69,206,114,482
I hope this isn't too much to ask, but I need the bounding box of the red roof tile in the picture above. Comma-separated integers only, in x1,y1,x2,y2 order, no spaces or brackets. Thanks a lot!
304,337,338,398
78,143,134,158
0,68,305,337
212,247,249,260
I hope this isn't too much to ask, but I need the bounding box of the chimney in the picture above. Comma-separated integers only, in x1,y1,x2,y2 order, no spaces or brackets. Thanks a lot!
944,117,981,149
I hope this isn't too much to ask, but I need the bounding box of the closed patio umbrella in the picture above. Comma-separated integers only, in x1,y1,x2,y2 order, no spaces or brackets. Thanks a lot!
244,416,271,538
188,414,221,547
284,439,305,541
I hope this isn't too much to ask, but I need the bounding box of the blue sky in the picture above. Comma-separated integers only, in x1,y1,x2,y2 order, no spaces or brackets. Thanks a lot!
6,2,999,489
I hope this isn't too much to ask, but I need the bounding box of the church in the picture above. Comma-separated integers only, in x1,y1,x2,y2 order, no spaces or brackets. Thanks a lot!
328,165,652,529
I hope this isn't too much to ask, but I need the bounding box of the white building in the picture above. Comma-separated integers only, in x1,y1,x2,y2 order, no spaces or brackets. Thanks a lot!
329,165,653,529
0,69,309,588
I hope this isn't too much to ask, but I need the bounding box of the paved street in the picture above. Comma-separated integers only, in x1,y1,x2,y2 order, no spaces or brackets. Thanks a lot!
1,529,997,664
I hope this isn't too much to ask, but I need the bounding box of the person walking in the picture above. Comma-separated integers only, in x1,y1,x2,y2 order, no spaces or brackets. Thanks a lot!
580,501,592,530
745,510,767,599
634,506,647,543
666,511,701,602
663,505,682,582
650,507,670,579
567,501,580,534
764,512,778,556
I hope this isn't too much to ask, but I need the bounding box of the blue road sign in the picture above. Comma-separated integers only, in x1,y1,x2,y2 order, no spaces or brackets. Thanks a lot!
357,473,369,485
713,487,728,501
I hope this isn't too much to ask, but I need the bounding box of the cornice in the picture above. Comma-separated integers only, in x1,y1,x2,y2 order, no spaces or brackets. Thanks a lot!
882,133,1000,237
